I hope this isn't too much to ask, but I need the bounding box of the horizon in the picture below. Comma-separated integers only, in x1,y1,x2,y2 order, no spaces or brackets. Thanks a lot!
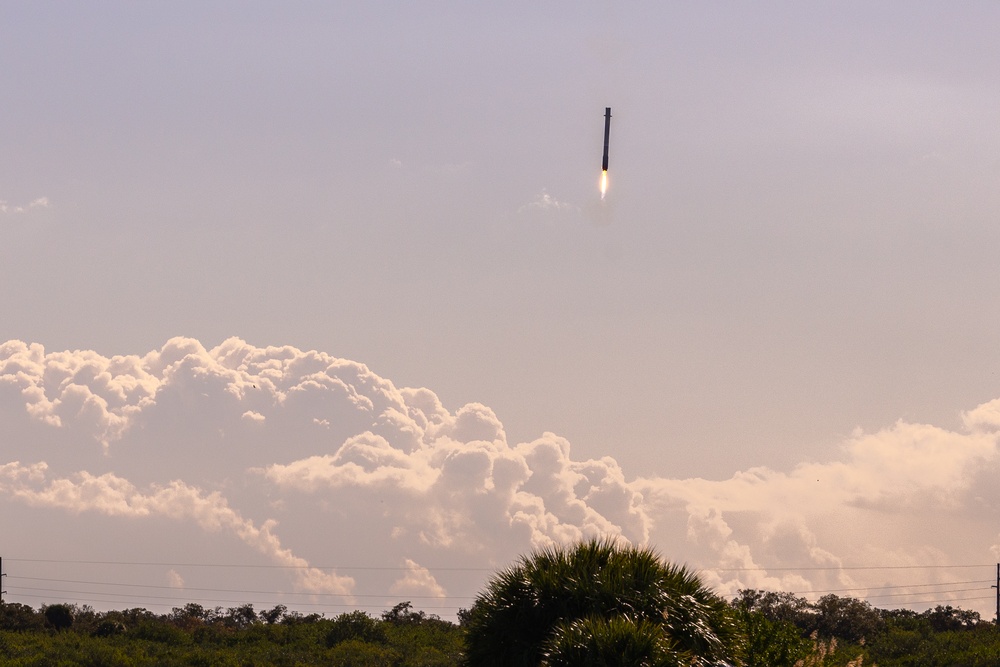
3,335,1000,620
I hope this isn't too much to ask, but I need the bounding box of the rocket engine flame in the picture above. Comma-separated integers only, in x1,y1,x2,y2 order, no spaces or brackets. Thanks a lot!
600,107,611,199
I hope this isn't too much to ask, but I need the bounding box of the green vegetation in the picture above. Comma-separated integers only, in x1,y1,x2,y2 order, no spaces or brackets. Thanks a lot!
731,589,1000,666
1,542,999,666
0,600,464,666
462,538,737,666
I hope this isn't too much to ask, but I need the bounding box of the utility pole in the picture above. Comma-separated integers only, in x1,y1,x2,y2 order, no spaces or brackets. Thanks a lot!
995,563,999,628
1,557,5,603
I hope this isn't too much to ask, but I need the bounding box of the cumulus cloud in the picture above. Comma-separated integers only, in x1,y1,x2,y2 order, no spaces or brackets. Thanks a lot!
634,418,1000,600
2,336,999,615
390,559,447,599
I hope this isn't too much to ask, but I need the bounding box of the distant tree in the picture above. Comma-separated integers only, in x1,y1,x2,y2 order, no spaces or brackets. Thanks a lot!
93,617,127,637
923,605,982,632
733,590,887,647
172,602,207,621
0,601,44,631
813,594,884,643
280,610,325,625
327,610,388,647
224,603,258,629
463,538,737,667
879,607,921,631
170,602,217,631
117,607,157,630
260,603,287,625
42,603,74,631
70,604,99,634
731,605,810,667
733,589,816,632
383,601,432,626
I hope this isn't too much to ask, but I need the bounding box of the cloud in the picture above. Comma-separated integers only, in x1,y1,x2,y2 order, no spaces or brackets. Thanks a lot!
963,398,1000,432
242,410,266,423
0,197,49,214
390,559,447,599
518,189,578,216
0,460,354,596
633,418,999,599
2,336,1000,615
167,569,185,588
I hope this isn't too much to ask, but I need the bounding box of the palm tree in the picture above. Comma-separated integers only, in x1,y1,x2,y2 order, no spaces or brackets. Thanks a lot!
542,615,682,667
462,538,737,666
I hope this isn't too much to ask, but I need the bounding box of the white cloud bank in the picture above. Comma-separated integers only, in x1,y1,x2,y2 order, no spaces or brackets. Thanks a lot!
2,337,999,615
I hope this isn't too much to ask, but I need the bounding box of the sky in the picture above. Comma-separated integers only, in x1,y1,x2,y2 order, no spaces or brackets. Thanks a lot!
3,2,1000,619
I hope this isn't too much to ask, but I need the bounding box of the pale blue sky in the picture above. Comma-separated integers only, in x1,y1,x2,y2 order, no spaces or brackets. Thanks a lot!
3,2,1000,615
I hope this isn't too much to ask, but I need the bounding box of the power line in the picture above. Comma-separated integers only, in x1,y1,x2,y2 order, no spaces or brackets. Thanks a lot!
5,590,467,613
7,584,460,606
11,576,476,600
865,594,996,606
863,586,990,601
7,556,1000,616
710,564,995,572
4,557,494,572
734,576,996,608
788,579,994,596
13,556,998,573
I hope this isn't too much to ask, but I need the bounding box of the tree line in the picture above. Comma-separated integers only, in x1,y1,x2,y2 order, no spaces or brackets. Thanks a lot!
732,588,996,666
0,600,463,666
1,540,999,666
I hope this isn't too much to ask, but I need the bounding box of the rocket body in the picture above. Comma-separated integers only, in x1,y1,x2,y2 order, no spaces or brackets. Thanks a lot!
602,107,611,171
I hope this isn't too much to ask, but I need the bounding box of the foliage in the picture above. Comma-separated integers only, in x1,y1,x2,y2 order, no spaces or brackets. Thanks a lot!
732,589,816,630
793,633,866,667
541,614,682,667
259,604,287,625
328,638,401,666
923,604,982,632
0,599,464,666
463,538,737,667
42,603,74,632
0,602,45,632
813,595,884,644
384,601,433,625
734,588,1000,667
326,610,388,647
2,574,1000,666
866,622,1000,667
732,605,811,667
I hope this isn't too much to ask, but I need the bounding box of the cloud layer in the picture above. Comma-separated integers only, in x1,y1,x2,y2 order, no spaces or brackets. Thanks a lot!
2,337,999,615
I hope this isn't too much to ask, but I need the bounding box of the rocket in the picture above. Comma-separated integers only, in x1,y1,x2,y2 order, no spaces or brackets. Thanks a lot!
602,107,611,171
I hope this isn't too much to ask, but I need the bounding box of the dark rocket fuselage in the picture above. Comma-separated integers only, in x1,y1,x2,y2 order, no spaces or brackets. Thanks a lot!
602,107,611,171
